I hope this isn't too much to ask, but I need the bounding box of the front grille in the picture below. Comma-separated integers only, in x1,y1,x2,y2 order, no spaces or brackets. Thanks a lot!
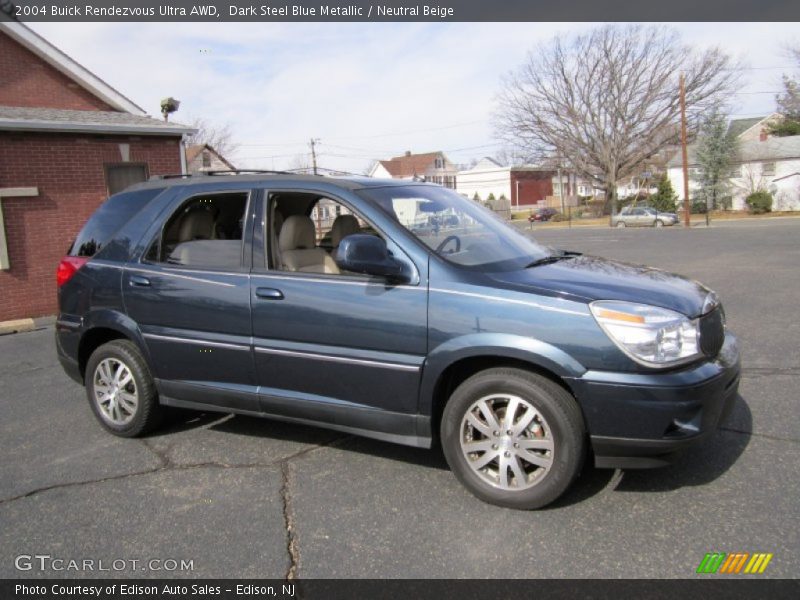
699,307,724,357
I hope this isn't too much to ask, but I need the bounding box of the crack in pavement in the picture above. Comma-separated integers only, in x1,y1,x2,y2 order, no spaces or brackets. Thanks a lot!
0,434,352,507
277,435,352,581
280,460,299,581
719,426,800,445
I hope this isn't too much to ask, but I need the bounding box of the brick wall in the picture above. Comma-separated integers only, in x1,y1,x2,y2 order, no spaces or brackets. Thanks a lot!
0,132,182,320
0,32,115,111
511,171,555,206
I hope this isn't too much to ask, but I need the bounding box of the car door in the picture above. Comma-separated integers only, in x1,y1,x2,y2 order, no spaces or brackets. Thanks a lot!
123,187,258,412
249,188,429,445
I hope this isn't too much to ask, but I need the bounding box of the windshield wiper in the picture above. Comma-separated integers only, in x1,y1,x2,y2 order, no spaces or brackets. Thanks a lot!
524,252,578,269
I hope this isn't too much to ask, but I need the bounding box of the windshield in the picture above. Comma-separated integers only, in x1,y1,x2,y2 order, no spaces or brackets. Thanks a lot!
357,185,551,271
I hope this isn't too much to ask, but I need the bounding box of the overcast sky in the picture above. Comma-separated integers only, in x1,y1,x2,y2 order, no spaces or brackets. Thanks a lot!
28,22,800,173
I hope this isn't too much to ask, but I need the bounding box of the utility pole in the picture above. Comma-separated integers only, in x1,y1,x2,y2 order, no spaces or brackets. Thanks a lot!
309,138,320,175
679,73,691,228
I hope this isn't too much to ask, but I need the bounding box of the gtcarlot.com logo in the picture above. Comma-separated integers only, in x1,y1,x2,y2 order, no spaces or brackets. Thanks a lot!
15,554,194,573
697,552,773,574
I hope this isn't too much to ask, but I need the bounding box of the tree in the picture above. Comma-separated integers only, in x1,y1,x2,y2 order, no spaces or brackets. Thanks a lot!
649,174,678,213
186,117,237,157
492,147,525,167
288,153,312,173
494,24,738,215
694,106,739,210
768,45,800,137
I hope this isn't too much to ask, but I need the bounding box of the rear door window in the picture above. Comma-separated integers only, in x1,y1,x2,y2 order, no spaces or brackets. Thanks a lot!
70,188,164,257
145,191,249,271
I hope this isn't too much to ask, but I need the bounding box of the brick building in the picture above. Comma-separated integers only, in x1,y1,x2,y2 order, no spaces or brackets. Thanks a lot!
457,159,559,207
0,22,193,322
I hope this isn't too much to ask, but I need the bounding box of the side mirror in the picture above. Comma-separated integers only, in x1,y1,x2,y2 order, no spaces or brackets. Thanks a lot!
335,234,408,282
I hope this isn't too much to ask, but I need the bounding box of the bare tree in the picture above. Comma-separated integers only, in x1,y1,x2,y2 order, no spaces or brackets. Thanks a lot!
288,153,312,173
186,117,238,157
494,24,739,213
492,146,527,167
768,44,800,136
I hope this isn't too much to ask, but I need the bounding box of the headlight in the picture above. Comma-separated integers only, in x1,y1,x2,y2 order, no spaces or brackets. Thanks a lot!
590,301,701,367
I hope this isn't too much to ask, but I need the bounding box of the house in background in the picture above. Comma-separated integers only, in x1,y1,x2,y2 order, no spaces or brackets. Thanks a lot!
667,114,800,211
0,22,194,322
457,158,578,209
186,143,235,174
369,151,458,189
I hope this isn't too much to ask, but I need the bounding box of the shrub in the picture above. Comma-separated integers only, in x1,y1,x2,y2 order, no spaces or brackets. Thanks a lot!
550,213,567,222
690,200,708,214
745,191,773,214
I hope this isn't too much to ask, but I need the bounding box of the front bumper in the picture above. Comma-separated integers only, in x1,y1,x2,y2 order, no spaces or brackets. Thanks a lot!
567,332,741,469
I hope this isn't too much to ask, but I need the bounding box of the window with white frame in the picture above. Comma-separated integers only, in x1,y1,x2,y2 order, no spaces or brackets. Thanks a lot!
762,162,776,177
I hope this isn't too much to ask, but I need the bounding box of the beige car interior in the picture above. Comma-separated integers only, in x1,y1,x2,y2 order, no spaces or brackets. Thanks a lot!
329,214,360,249
157,193,247,268
177,206,217,242
278,215,339,274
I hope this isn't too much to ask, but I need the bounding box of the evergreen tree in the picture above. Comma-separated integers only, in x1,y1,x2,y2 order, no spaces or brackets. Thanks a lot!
649,174,678,213
695,107,738,210
767,75,800,136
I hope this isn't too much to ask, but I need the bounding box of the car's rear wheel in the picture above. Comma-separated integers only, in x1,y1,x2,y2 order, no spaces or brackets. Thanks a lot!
616,221,626,228
85,340,163,437
440,368,585,509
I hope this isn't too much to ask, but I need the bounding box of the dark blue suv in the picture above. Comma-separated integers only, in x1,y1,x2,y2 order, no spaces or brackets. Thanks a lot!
56,173,740,509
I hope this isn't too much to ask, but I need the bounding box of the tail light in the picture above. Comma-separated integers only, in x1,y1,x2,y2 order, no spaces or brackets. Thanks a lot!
56,256,89,287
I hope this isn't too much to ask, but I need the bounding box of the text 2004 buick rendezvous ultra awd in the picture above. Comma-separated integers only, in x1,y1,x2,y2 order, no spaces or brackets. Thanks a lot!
56,173,740,509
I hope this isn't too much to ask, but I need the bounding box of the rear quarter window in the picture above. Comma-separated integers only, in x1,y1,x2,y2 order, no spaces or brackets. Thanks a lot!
70,188,164,257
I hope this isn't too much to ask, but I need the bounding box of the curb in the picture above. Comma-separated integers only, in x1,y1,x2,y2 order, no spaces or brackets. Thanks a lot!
0,315,56,336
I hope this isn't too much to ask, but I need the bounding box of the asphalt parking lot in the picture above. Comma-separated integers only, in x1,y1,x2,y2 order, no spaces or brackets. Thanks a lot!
1,218,798,579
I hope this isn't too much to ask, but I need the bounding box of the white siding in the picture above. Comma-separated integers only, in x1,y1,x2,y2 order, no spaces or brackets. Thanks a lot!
668,158,800,211
456,166,511,201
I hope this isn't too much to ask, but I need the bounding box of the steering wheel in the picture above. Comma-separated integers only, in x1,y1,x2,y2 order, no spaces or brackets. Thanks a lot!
435,235,461,254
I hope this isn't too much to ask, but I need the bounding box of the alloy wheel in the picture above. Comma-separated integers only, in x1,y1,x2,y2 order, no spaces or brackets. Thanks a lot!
459,394,554,490
92,358,138,426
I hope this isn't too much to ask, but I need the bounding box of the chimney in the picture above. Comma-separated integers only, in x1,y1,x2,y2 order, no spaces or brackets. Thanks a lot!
759,129,768,142
405,151,411,157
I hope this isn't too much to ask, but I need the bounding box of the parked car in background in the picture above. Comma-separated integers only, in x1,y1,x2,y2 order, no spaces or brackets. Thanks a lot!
612,206,679,228
528,207,560,222
56,174,738,510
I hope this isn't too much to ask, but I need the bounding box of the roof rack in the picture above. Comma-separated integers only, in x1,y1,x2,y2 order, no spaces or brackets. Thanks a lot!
149,169,293,181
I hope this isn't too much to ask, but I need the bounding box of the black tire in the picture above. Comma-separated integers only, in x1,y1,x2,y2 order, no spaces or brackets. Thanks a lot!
616,221,626,228
84,339,163,437
440,368,585,510
655,219,664,228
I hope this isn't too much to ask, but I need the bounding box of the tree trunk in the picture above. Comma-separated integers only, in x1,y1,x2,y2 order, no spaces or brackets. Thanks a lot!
605,177,618,225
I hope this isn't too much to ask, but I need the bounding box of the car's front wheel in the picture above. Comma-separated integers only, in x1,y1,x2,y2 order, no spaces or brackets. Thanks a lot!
440,368,585,509
85,340,163,437
655,219,664,228
616,221,626,228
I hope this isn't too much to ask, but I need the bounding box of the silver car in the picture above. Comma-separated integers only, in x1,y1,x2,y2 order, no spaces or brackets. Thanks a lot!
612,206,679,228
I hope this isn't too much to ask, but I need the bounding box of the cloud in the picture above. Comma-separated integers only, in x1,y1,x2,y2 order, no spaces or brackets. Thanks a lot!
28,22,799,173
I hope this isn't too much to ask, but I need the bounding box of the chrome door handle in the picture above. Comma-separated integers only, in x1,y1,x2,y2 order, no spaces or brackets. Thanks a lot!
130,275,151,287
255,287,284,300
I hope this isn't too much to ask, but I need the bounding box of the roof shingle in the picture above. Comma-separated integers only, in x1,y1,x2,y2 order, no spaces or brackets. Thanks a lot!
0,106,195,135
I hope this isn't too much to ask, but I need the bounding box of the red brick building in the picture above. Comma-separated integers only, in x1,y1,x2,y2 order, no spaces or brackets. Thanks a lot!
0,22,193,322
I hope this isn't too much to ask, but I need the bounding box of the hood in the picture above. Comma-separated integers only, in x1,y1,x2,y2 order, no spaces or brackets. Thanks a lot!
488,255,712,318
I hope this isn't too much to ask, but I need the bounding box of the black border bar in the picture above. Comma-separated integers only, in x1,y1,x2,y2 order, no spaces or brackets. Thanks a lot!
3,0,800,22
3,579,800,600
